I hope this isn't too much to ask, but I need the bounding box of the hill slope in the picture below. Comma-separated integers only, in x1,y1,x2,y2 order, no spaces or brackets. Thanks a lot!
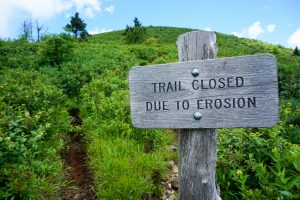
89,26,299,100
81,26,300,199
0,26,299,200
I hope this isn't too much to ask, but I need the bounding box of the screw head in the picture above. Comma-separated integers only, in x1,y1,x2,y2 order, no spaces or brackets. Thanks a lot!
191,68,200,77
193,112,202,120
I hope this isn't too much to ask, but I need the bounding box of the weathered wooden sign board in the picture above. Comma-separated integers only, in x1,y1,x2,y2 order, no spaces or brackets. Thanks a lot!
129,54,279,128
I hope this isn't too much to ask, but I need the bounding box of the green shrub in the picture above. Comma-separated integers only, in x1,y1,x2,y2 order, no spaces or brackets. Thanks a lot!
38,34,74,66
0,38,38,70
145,37,158,45
124,18,147,44
217,102,300,199
123,43,178,66
0,69,70,199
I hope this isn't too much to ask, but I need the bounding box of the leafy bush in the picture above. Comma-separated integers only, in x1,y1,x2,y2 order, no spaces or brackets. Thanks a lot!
47,63,93,97
124,18,147,44
38,34,74,66
38,42,139,98
278,57,300,99
145,37,158,45
125,45,177,66
217,101,300,199
0,69,70,199
0,38,38,70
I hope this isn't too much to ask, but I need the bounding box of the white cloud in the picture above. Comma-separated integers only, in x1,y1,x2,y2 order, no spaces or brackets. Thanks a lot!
267,24,276,33
105,5,115,14
247,21,264,39
0,0,60,38
232,21,268,39
288,28,300,48
88,27,112,35
0,5,13,38
0,0,115,38
203,27,212,31
71,0,101,18
85,7,97,18
232,31,244,38
58,1,74,12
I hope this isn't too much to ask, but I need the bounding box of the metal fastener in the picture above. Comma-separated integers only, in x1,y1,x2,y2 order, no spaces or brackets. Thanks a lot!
193,112,202,120
191,68,200,77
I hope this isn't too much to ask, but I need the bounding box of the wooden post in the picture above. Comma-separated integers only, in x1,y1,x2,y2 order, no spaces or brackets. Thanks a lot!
129,30,278,199
177,31,221,200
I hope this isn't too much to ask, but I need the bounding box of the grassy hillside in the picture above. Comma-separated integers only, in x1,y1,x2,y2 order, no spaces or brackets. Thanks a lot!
0,26,299,200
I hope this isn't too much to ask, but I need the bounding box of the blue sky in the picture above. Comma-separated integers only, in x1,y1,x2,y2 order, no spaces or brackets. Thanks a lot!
1,0,300,48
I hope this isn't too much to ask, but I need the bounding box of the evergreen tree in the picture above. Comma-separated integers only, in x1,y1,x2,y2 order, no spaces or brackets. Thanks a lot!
65,12,89,39
133,17,142,28
123,17,146,44
293,46,300,56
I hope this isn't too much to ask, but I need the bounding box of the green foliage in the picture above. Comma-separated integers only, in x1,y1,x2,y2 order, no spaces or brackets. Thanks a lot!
145,37,158,45
89,137,168,200
217,100,300,200
0,69,70,199
39,43,137,97
277,56,300,99
145,26,193,44
38,34,74,66
0,38,38,70
75,27,300,199
65,12,89,39
280,100,300,144
43,63,93,97
89,26,193,45
217,122,300,199
79,74,173,199
124,17,147,44
0,26,299,199
123,44,177,66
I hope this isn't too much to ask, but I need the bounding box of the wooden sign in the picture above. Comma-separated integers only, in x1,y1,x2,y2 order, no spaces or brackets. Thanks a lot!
129,54,279,128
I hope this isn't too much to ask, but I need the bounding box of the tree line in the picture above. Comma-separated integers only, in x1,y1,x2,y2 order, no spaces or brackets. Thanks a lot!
20,12,89,42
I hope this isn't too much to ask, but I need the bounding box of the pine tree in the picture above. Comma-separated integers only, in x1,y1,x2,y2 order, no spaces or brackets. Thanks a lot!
65,12,89,39
293,46,300,56
123,17,146,44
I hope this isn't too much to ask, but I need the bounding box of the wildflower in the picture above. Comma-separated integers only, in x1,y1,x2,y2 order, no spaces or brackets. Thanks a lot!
25,111,30,117
236,169,243,176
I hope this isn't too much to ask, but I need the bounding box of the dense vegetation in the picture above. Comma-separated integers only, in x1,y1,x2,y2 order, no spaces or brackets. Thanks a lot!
0,26,299,199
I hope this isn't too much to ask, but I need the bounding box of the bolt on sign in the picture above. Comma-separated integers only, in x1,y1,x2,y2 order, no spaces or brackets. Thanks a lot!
129,54,279,128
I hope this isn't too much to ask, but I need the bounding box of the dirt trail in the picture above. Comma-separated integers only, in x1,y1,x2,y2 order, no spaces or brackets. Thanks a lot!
61,108,95,200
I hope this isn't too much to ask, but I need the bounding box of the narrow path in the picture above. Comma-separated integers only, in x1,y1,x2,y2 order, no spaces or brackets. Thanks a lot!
161,146,178,200
61,108,95,200
161,130,179,200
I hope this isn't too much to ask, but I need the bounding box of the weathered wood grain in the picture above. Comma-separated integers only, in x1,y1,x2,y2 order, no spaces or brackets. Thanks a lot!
177,30,220,200
179,128,220,200
129,54,279,128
